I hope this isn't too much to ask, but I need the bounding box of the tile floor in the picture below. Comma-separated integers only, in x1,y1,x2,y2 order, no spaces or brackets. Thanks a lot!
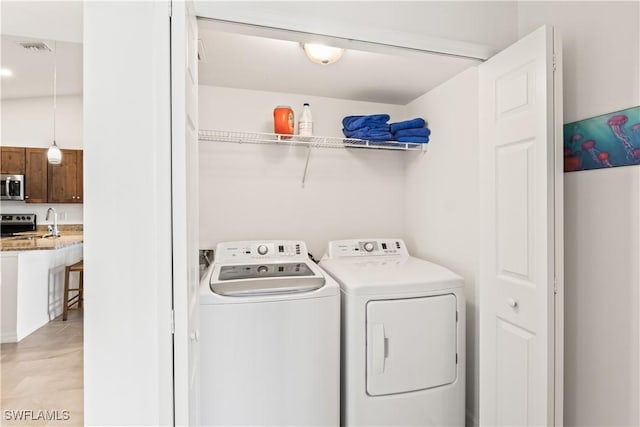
1,311,83,426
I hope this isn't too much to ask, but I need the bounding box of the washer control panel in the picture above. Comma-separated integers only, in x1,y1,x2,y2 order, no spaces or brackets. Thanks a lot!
324,238,408,258
215,240,305,263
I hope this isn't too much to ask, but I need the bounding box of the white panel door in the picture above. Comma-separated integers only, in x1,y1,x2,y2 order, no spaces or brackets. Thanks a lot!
366,295,458,396
479,26,563,426
171,1,200,425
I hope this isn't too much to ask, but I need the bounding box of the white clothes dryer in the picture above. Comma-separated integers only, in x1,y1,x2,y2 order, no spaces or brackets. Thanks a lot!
200,240,340,426
320,238,465,427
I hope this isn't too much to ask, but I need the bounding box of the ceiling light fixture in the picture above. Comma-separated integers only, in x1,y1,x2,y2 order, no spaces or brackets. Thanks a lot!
47,41,62,165
0,68,13,77
302,43,344,65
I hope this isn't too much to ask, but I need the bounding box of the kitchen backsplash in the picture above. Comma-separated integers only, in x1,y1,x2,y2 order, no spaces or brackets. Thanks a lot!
36,224,83,233
1,204,83,225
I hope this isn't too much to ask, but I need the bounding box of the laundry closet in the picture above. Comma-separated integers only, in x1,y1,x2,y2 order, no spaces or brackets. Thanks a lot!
194,15,483,414
187,6,562,427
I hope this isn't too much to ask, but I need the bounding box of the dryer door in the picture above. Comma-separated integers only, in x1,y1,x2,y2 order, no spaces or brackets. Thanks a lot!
366,294,457,396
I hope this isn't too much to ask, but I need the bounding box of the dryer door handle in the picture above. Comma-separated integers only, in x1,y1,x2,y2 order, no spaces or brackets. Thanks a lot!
371,323,387,374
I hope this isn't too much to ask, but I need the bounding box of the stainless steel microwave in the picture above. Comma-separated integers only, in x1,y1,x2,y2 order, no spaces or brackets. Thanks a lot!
1,174,25,201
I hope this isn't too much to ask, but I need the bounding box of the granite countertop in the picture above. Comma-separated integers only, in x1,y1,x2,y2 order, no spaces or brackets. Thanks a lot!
0,231,84,252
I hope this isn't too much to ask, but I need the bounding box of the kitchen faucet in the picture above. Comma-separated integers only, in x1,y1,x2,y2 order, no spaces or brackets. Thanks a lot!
46,207,60,237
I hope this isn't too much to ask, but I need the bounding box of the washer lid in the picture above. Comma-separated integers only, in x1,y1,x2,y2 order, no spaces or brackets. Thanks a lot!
319,256,462,296
210,262,325,296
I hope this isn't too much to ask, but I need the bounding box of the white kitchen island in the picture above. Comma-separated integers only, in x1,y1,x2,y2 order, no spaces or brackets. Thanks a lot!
1,235,83,343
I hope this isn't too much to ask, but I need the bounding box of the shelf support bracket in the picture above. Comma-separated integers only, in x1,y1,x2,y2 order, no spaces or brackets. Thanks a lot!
301,145,313,188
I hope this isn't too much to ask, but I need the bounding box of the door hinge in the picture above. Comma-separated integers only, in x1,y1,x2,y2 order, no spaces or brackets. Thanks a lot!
456,353,458,364
456,310,459,322
171,309,175,334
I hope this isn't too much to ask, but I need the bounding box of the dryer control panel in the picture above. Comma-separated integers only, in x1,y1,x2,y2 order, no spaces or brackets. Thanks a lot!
324,238,409,258
215,240,306,263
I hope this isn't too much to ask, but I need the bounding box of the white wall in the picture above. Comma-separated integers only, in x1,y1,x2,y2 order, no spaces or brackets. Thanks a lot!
2,95,83,148
83,2,172,425
1,95,83,224
518,2,640,426
199,85,409,257
0,1,83,44
403,67,479,426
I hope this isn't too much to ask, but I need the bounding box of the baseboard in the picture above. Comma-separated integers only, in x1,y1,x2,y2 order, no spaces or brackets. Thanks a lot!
49,306,63,320
49,296,64,320
1,332,18,343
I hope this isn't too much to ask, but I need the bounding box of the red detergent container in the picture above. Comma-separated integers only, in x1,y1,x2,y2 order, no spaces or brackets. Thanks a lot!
274,106,294,137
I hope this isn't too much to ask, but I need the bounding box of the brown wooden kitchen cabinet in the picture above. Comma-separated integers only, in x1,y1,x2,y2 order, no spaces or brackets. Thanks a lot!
1,147,26,174
48,149,83,203
25,148,48,203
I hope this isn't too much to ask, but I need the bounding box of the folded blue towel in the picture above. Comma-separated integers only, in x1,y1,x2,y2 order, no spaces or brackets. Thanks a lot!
397,136,429,144
390,118,426,133
343,127,393,141
343,126,389,135
342,114,390,131
394,128,431,138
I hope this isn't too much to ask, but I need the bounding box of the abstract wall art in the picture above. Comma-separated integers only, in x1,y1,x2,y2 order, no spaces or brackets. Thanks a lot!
563,106,640,172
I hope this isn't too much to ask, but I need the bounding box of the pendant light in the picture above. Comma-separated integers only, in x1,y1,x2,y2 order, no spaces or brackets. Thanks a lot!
47,41,62,165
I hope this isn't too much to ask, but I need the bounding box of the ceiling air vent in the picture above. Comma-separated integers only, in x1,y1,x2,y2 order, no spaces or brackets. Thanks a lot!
18,41,52,52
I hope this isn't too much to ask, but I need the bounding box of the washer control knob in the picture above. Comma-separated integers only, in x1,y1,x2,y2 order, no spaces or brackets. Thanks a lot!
364,242,375,252
257,265,268,273
257,244,268,255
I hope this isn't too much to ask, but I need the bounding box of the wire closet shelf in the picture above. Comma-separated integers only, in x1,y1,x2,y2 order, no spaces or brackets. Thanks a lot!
198,129,427,152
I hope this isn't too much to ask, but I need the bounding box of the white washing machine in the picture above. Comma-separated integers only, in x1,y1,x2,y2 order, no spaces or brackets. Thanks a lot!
200,240,340,426
319,238,465,426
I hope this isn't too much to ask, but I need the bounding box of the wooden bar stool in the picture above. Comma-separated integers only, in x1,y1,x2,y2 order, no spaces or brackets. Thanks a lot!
63,260,84,321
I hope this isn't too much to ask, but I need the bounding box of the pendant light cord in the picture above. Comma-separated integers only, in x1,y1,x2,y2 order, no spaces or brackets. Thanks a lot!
47,40,61,165
53,40,57,142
